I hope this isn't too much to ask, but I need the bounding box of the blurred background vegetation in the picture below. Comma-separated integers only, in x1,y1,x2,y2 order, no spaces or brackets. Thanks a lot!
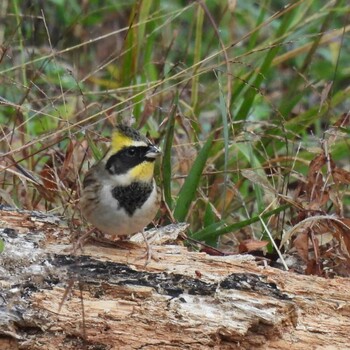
1,0,349,274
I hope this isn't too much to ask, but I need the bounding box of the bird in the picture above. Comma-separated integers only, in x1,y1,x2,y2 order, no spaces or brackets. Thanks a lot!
80,124,161,260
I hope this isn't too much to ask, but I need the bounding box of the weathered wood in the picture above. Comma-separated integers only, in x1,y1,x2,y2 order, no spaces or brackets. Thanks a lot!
1,206,350,349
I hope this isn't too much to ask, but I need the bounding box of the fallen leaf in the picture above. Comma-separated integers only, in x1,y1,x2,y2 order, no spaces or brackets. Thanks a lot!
332,167,350,185
305,259,322,276
238,239,268,253
293,230,309,263
306,153,328,206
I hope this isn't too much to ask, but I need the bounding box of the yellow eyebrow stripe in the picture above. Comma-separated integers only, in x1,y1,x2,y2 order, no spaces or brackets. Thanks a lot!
111,130,134,153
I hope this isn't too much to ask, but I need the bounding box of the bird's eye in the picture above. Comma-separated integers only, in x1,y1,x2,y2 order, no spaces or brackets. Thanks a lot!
126,147,137,157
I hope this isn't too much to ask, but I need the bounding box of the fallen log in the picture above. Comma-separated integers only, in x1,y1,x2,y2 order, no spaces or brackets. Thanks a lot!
0,206,349,349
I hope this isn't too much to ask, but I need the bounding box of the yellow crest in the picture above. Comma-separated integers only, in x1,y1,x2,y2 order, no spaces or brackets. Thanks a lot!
111,129,134,153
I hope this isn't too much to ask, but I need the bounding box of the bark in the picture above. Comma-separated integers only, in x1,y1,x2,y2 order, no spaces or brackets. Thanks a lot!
0,206,349,349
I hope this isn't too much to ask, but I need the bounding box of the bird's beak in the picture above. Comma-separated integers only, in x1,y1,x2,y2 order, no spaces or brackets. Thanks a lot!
146,145,162,159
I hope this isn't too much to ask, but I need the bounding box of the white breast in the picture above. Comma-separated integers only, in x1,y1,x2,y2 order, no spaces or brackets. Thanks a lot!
86,181,159,237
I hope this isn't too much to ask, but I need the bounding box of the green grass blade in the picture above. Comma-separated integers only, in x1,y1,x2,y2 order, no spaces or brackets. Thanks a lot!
247,0,269,51
278,2,337,117
191,4,204,112
192,204,289,241
203,203,219,246
217,71,229,215
86,132,103,161
285,87,350,134
121,4,137,85
235,6,297,120
173,134,214,222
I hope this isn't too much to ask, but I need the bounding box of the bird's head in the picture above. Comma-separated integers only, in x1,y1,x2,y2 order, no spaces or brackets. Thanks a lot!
105,124,161,185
